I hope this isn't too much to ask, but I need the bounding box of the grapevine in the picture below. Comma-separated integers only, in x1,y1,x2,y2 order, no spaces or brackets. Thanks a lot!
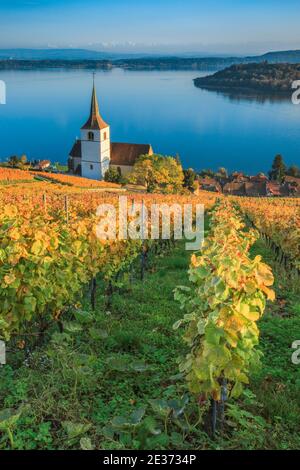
175,200,275,408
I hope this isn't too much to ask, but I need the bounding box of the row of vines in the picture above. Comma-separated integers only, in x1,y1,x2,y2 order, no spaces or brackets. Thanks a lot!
0,185,217,340
175,200,275,433
237,197,300,271
31,171,121,189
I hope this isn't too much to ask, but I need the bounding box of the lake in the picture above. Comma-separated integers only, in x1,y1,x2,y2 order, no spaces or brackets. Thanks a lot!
0,68,299,174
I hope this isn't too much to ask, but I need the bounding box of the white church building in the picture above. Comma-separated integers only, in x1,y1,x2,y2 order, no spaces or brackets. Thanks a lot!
68,82,153,180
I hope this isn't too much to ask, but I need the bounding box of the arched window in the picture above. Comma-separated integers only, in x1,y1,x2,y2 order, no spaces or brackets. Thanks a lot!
88,131,94,141
103,132,107,140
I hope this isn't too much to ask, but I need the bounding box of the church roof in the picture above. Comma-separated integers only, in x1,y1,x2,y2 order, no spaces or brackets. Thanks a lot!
81,83,109,130
69,140,152,166
69,139,82,158
110,142,153,166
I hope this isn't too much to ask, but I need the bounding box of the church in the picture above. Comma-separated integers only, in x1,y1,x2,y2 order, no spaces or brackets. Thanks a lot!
68,82,153,180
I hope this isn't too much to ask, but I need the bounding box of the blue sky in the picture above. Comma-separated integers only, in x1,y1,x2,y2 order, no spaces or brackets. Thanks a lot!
1,0,300,54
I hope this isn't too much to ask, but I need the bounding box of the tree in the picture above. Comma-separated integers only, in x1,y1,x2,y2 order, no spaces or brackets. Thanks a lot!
20,154,27,165
183,168,197,192
18,154,29,170
286,165,300,178
104,166,122,184
7,154,28,169
175,154,182,166
128,154,184,193
199,168,216,178
269,154,286,182
216,167,228,179
8,155,19,167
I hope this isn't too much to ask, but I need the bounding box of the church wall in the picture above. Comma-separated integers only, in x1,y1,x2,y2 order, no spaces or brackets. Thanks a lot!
81,127,111,179
72,157,81,174
100,127,110,142
81,140,101,165
81,161,102,180
80,129,101,141
110,164,133,176
81,128,101,168
100,128,111,163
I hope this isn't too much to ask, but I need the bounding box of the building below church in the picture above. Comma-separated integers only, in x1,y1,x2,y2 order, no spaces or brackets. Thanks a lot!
68,82,153,179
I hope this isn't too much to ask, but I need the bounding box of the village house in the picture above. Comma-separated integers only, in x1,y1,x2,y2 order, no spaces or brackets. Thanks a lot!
68,82,153,180
32,159,51,171
283,175,300,196
197,177,222,193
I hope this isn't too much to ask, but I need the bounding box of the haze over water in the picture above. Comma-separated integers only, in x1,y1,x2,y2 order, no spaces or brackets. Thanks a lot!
0,68,299,174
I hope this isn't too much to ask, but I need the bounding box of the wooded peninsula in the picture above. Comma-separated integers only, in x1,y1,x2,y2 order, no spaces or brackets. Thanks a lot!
194,62,300,95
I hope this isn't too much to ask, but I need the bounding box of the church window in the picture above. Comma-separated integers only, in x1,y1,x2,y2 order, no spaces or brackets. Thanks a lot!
90,164,94,170
103,132,107,140
88,131,94,141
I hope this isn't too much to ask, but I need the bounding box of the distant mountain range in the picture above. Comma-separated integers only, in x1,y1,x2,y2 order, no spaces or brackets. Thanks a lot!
0,48,111,60
0,48,168,61
0,48,300,71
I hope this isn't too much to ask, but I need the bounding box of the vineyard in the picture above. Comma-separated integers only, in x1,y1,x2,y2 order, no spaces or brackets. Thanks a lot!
31,171,122,189
0,168,35,184
237,198,300,270
0,183,217,339
0,181,299,450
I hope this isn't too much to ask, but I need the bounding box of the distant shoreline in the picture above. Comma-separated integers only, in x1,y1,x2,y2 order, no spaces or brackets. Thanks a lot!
193,82,291,96
1,48,300,72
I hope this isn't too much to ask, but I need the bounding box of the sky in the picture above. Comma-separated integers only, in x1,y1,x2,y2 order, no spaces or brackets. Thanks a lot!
1,0,300,55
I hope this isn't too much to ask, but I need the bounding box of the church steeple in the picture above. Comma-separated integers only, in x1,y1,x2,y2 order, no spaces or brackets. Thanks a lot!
81,78,109,130
90,80,100,117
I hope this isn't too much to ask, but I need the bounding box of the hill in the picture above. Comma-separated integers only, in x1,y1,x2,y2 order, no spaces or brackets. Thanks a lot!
258,49,300,63
194,62,300,95
1,48,300,71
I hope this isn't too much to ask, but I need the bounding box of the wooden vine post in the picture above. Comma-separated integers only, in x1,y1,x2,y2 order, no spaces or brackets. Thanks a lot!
91,277,97,311
64,195,69,224
43,193,47,212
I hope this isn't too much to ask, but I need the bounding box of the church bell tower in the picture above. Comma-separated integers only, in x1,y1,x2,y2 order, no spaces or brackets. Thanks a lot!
80,79,110,180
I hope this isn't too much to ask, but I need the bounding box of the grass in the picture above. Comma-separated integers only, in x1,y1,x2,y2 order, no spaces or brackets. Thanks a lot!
0,237,299,450
248,239,300,449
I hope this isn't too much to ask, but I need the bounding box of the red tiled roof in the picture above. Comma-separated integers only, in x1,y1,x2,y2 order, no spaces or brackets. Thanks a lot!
267,182,291,196
267,182,281,195
245,182,267,196
110,142,152,166
284,175,300,186
69,140,152,166
223,182,246,195
198,177,221,192
39,160,51,167
250,175,268,182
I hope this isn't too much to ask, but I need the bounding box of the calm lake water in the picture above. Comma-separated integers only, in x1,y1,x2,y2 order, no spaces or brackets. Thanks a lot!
0,68,299,174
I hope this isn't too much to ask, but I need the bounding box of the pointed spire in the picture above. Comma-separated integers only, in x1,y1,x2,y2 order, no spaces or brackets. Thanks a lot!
81,75,109,130
90,73,100,117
